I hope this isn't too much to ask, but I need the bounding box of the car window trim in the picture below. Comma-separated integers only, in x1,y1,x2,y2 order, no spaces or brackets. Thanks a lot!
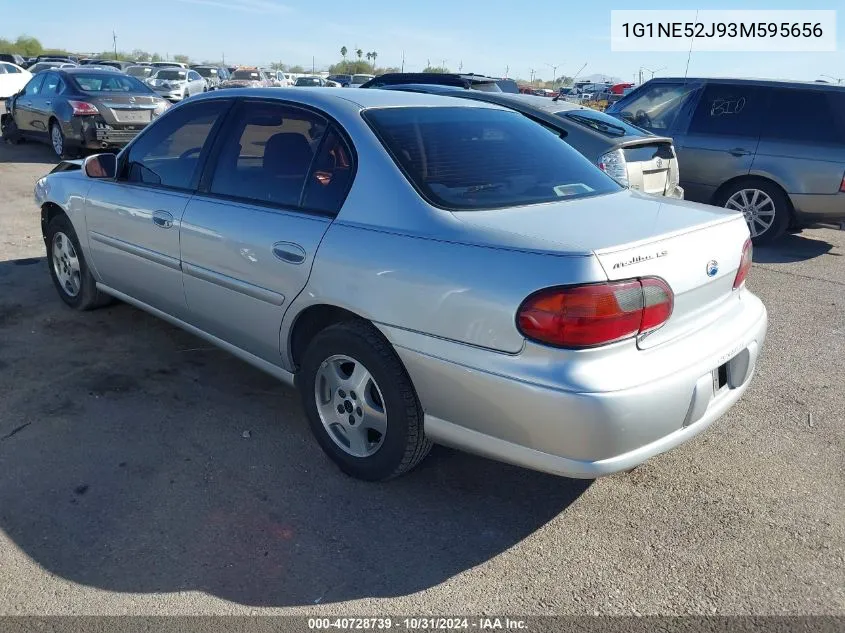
197,96,358,218
116,97,235,194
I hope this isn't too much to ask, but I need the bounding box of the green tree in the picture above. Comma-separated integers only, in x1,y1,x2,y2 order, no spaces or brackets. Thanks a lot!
151,52,163,62
132,49,151,62
15,35,43,56
365,51,372,66
288,64,305,73
370,50,377,70
340,45,347,67
355,48,363,61
0,38,13,52
422,65,449,74
270,61,287,71
173,54,190,64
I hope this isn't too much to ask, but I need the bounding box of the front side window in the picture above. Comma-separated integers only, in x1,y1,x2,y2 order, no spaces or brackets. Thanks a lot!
23,74,45,96
613,82,699,132
208,101,327,207
688,84,764,137
123,99,230,189
365,106,620,210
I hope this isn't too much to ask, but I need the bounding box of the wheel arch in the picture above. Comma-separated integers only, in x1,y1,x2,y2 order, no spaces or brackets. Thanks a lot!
40,201,68,241
288,303,374,373
711,174,794,218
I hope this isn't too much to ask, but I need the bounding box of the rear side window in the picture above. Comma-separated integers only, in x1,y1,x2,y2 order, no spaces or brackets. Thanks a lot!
209,101,328,208
688,84,765,137
763,88,845,145
301,128,355,214
123,99,230,190
41,73,63,96
23,74,45,96
365,106,619,210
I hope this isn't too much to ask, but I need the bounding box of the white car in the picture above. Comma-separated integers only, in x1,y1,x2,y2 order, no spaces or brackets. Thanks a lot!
0,62,32,98
147,68,207,102
349,74,374,88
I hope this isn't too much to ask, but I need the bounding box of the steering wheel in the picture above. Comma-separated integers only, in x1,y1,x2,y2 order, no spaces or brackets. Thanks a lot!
179,147,202,160
634,109,652,128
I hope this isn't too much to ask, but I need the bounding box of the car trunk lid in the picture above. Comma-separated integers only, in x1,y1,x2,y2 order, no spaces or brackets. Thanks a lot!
94,94,159,125
618,137,679,197
452,190,751,349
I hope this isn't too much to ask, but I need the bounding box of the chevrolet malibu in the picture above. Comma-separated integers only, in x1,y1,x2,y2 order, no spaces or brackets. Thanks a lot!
34,89,768,481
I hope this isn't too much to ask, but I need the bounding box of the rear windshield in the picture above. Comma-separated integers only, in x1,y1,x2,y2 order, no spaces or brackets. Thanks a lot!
560,110,649,137
471,81,503,93
71,73,152,93
157,69,187,80
365,106,619,210
126,66,151,77
352,75,373,83
233,70,260,80
296,77,321,86
496,79,519,94
195,67,218,77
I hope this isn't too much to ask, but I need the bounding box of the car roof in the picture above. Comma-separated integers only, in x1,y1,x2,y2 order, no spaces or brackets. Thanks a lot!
59,67,126,75
190,86,507,112
645,76,845,91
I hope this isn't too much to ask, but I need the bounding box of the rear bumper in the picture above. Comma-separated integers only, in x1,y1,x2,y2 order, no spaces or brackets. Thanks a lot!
791,192,845,223
384,290,768,478
68,118,144,149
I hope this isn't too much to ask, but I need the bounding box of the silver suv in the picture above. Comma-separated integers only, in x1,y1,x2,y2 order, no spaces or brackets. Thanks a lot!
607,78,845,244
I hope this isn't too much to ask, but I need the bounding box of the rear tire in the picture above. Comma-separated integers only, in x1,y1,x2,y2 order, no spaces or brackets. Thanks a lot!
299,320,432,481
716,179,790,245
1,113,23,143
45,214,112,310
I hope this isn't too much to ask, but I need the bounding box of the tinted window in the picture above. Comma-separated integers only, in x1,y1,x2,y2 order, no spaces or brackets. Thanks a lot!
126,66,152,78
124,99,230,189
688,84,764,137
23,74,45,96
763,88,845,145
302,128,354,214
232,70,261,80
2,63,21,73
157,69,187,80
41,73,62,96
209,101,327,207
496,79,519,94
71,73,152,93
195,68,217,77
561,110,648,137
613,82,698,132
365,106,620,210
188,71,201,81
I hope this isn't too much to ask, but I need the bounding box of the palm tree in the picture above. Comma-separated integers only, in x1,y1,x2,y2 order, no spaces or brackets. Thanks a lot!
371,50,377,71
356,48,363,62
340,46,347,72
366,52,372,67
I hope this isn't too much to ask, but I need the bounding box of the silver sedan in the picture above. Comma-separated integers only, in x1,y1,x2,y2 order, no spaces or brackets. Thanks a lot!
34,89,767,481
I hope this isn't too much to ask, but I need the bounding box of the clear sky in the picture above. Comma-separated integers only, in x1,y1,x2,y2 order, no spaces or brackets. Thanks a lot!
2,0,843,83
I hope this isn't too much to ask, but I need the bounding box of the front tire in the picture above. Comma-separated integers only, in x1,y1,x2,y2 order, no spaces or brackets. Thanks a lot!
45,214,111,310
299,320,432,481
718,179,790,245
1,113,23,143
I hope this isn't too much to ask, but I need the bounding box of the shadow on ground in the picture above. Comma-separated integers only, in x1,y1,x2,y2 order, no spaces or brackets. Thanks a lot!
0,258,588,607
753,232,837,263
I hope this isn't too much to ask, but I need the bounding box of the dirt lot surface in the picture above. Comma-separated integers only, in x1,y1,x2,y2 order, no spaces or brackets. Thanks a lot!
0,131,843,616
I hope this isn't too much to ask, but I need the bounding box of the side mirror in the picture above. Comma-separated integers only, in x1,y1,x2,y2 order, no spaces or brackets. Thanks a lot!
83,153,117,179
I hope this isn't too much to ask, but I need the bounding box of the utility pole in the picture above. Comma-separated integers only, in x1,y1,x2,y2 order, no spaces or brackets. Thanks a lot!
458,60,463,72
440,58,446,72
401,50,405,73
546,62,563,89
312,56,315,74
529,68,536,86
572,62,587,84
112,30,117,58
222,52,225,65
505,65,509,78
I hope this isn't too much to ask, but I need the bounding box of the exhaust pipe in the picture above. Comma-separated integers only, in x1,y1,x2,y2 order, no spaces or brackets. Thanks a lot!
101,142,109,149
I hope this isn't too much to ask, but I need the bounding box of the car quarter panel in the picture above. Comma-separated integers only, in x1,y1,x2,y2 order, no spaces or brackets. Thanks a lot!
34,169,93,253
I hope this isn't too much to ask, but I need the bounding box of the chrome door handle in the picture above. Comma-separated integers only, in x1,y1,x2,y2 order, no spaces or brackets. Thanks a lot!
272,242,306,264
45,101,51,106
729,148,752,157
152,210,174,229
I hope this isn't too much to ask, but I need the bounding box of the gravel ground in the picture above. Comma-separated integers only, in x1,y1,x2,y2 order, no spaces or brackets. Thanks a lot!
0,127,843,616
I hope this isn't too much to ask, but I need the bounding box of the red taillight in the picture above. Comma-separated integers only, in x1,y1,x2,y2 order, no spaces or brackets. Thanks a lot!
517,277,674,348
733,238,753,289
68,100,99,116
840,171,845,193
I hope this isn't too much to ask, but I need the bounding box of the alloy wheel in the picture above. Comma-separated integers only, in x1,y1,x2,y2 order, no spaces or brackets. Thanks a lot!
314,354,388,458
51,231,81,297
725,188,776,238
51,124,63,156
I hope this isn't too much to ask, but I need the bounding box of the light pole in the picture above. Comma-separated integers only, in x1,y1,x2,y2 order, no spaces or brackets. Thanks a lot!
821,74,844,84
639,65,666,83
546,62,563,90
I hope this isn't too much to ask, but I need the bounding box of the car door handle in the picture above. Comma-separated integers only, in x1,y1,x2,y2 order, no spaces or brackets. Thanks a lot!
44,100,51,106
152,210,174,229
729,148,752,157
272,242,306,264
